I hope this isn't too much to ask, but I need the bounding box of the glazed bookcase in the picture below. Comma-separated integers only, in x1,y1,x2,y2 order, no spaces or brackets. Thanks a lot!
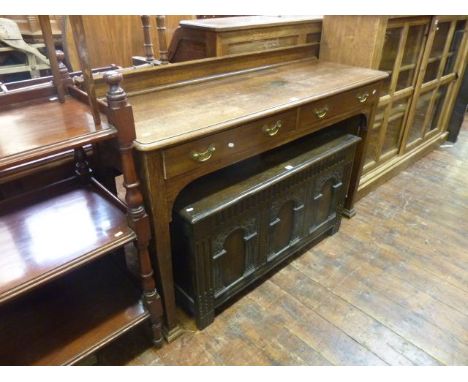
321,16,468,197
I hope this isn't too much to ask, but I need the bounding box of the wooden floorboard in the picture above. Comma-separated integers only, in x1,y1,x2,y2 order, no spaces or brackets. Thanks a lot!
98,116,468,366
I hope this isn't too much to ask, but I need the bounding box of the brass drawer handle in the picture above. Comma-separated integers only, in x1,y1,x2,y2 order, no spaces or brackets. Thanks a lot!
314,106,329,119
357,92,370,103
191,144,216,162
262,120,282,136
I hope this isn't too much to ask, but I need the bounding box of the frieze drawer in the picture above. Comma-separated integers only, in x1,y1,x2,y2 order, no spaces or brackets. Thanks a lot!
171,132,361,329
162,110,297,180
298,83,379,131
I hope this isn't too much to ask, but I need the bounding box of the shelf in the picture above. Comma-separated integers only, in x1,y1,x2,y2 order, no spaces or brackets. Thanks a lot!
0,180,135,304
388,110,407,122
427,54,443,64
399,62,417,72
0,96,115,171
0,256,148,365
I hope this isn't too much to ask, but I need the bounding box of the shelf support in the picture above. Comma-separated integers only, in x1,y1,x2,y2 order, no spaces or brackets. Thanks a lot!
104,71,164,347
74,147,91,184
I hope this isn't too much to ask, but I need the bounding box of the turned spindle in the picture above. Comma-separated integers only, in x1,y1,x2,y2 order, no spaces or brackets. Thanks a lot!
104,70,164,347
141,15,155,62
156,16,169,64
74,147,91,184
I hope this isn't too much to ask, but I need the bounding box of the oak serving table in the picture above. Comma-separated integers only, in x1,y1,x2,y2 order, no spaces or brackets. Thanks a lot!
87,44,388,339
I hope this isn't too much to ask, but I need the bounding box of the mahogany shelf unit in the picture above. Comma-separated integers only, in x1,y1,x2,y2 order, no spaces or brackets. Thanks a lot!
0,256,148,366
0,16,163,365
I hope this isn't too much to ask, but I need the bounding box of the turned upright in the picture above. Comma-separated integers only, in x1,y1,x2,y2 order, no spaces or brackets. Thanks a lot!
104,70,163,345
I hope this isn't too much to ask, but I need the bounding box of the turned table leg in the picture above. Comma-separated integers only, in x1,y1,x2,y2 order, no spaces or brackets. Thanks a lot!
152,201,182,341
137,150,183,341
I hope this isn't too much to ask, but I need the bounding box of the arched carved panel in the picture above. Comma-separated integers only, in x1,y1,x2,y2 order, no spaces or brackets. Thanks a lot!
211,217,259,296
220,228,246,288
269,200,295,254
308,168,344,233
267,196,305,261
316,178,334,223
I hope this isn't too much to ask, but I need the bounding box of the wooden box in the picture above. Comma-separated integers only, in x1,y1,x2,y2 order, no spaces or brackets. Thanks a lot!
171,132,361,329
169,16,322,62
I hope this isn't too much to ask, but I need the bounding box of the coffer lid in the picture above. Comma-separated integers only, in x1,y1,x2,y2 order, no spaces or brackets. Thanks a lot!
177,132,361,224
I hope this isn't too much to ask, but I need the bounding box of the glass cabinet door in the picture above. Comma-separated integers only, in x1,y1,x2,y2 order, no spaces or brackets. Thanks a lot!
406,90,432,145
428,84,449,133
364,105,387,169
365,16,466,170
423,21,451,83
378,27,403,95
403,17,467,151
396,24,427,91
381,97,411,156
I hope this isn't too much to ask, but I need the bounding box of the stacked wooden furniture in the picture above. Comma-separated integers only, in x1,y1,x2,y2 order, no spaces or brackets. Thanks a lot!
79,44,387,339
134,15,322,66
0,16,163,365
321,16,468,197
64,16,194,70
167,16,323,62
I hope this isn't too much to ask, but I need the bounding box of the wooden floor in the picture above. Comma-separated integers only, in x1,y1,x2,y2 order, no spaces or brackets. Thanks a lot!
99,117,468,366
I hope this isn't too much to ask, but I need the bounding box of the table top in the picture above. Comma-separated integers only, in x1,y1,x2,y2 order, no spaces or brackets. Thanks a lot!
129,58,387,151
179,16,323,32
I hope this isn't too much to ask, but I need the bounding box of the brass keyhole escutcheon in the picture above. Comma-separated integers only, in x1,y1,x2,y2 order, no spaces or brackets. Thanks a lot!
262,120,282,136
191,144,216,162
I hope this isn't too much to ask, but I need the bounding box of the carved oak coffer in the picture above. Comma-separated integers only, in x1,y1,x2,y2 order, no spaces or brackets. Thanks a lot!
172,133,361,329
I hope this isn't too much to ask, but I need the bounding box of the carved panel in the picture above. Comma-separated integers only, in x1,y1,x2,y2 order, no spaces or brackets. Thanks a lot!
211,216,259,297
266,181,307,261
308,164,345,233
